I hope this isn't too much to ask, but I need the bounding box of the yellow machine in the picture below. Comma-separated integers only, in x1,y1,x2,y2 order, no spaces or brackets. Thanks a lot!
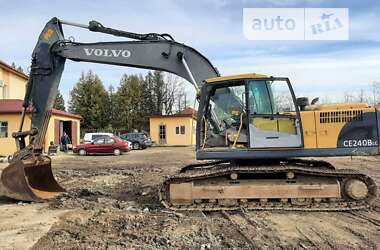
160,74,378,211
0,18,378,211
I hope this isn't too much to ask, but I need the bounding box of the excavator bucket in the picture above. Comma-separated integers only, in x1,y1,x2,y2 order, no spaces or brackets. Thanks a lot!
0,155,65,202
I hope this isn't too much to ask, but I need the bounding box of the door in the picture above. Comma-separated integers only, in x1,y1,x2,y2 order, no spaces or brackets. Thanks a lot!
104,137,116,153
88,138,106,153
159,125,166,144
247,78,302,148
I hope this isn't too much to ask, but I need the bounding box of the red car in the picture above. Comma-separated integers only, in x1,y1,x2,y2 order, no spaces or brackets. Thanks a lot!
73,136,129,156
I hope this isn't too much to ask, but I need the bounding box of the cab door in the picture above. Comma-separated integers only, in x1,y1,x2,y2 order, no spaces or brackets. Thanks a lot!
247,78,303,148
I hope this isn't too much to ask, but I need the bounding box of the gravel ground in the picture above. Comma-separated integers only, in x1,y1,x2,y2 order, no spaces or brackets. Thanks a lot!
2,147,379,249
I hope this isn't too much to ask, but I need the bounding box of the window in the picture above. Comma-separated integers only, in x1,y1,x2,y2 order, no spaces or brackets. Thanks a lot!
92,134,109,140
270,81,296,113
248,80,273,114
207,83,245,133
0,81,8,99
94,138,105,144
248,80,296,115
159,125,166,139
176,126,186,135
248,80,299,137
105,138,115,144
0,122,8,138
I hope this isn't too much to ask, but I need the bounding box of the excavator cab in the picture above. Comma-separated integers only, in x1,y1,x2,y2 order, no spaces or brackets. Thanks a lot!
199,74,302,150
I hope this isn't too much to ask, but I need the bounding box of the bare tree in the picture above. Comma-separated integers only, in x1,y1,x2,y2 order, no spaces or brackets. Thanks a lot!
176,89,187,112
371,81,380,105
343,91,355,103
320,96,332,104
162,73,186,114
356,89,368,104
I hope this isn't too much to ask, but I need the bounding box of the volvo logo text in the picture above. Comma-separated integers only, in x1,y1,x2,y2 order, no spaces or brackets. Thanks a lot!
83,48,131,58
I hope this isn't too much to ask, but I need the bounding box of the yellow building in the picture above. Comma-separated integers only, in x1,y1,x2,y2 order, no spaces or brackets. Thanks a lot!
0,60,81,156
149,108,197,146
0,61,26,100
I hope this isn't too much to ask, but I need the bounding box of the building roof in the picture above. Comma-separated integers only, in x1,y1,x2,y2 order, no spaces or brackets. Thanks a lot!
149,107,197,119
0,60,29,80
177,107,197,116
205,73,269,84
0,99,82,120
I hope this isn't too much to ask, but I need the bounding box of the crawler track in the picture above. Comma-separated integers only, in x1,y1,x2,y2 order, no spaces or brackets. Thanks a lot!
159,159,377,211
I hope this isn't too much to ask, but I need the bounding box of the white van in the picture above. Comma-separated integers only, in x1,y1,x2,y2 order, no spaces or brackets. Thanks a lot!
83,132,114,144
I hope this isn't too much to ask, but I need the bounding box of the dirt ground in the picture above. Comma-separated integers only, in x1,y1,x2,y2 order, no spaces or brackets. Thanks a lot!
0,147,379,250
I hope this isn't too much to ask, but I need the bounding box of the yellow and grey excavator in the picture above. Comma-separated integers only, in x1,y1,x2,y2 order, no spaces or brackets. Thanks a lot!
0,17,378,211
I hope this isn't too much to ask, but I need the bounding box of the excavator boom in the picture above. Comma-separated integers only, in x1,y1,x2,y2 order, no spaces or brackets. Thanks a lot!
1,17,219,201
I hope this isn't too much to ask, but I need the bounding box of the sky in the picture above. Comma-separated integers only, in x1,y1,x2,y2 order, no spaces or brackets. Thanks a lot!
0,0,380,105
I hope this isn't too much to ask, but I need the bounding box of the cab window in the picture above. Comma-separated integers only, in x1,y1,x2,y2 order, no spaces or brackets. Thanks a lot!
202,82,247,148
248,81,272,114
248,80,296,115
208,83,245,131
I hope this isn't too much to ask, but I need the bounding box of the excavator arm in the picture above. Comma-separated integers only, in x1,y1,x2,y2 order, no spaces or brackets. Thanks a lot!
1,17,219,201
25,17,219,153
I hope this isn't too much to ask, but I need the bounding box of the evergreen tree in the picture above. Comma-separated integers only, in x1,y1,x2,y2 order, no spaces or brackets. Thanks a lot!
106,85,118,129
17,66,24,73
153,71,165,115
114,74,144,131
68,71,109,129
10,62,24,73
53,90,66,111
142,72,157,116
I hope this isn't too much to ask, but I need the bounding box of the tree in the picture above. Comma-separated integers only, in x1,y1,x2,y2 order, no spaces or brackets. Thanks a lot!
68,71,109,129
141,71,157,117
343,92,355,103
147,71,187,115
371,81,380,105
10,62,24,73
17,66,24,73
114,74,144,130
356,89,368,104
162,73,185,115
176,90,187,112
53,90,66,111
152,71,165,115
106,85,118,129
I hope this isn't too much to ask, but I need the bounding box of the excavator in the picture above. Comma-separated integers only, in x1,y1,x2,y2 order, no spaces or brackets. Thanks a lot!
0,17,378,211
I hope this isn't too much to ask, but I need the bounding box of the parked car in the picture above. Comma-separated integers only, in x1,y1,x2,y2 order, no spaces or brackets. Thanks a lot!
74,136,129,156
119,132,152,150
83,132,114,144
82,132,132,148
116,136,133,149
